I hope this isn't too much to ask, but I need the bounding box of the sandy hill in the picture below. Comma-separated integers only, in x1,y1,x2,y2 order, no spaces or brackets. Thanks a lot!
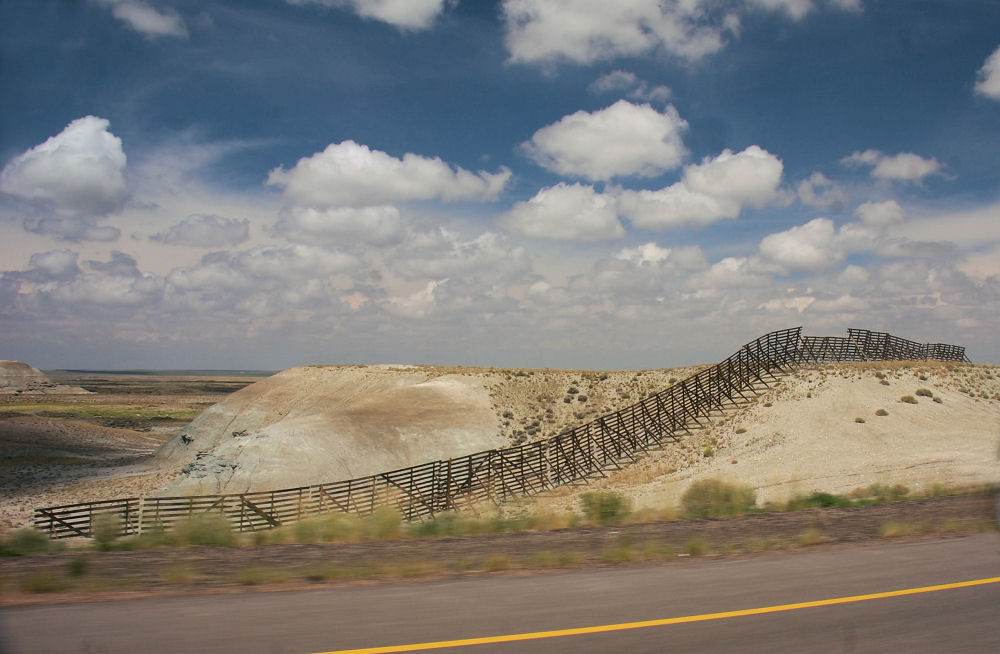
0,360,89,395
153,361,999,506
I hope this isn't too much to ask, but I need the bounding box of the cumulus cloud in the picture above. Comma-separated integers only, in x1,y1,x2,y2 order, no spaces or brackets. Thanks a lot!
854,200,904,227
502,0,727,65
618,145,784,229
27,250,81,282
615,242,706,270
86,250,142,277
975,45,1000,100
94,0,188,39
392,229,531,282
502,0,860,65
688,256,774,290
267,140,510,208
500,183,624,241
797,172,846,210
758,217,843,272
22,217,121,243
0,116,128,216
523,101,687,181
842,149,942,182
751,0,814,20
287,0,448,30
151,214,250,247
273,205,405,246
589,70,672,103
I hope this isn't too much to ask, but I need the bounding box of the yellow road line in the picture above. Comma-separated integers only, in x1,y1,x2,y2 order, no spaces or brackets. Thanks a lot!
316,576,1000,654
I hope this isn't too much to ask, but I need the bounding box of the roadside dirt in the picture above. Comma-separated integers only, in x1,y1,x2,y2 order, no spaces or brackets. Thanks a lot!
1,492,995,607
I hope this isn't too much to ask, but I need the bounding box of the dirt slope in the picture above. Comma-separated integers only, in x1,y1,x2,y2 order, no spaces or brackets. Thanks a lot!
155,365,506,495
529,361,1000,515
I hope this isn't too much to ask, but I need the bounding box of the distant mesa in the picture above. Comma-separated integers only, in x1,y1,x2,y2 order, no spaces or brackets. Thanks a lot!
0,360,90,395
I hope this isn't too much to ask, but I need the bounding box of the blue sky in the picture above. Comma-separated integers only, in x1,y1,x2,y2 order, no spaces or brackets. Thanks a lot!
1,0,999,370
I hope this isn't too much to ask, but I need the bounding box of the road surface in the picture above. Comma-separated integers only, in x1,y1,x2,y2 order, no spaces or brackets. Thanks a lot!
2,533,998,653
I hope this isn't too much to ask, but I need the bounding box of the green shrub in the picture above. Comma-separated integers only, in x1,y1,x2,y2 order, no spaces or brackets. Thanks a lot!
580,491,632,525
0,529,56,557
67,554,90,577
784,491,851,511
681,479,757,518
171,513,236,547
19,571,68,594
92,512,123,551
685,537,708,556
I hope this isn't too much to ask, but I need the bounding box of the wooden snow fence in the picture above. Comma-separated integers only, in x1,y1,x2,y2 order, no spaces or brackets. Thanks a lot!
33,327,970,538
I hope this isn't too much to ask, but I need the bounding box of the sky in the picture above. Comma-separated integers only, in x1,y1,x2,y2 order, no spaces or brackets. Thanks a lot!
1,0,999,371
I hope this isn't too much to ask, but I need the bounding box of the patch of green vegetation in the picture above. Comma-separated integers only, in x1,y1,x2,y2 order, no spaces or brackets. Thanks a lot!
784,491,852,511
0,529,61,557
580,491,632,525
685,537,708,556
681,479,757,518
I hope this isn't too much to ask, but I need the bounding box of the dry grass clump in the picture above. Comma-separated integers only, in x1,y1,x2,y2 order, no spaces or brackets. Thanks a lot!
579,491,632,525
681,479,757,518
875,408,889,416
900,395,918,404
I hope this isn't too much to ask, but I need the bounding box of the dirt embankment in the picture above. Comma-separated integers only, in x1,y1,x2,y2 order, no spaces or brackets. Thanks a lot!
1,361,998,532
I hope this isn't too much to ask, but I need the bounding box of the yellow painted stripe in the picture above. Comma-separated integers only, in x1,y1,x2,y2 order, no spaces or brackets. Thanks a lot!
316,576,1000,654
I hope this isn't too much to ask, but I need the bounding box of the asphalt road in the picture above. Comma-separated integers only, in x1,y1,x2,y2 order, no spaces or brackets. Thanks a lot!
2,533,998,654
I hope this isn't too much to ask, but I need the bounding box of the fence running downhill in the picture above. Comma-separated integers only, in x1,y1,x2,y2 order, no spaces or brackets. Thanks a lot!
34,327,970,539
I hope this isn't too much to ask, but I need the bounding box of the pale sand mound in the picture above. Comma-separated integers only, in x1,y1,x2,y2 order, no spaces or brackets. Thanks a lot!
155,365,505,495
0,360,90,394
529,362,1000,514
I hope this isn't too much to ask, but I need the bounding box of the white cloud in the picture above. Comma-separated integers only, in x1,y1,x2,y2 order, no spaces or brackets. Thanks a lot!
797,172,846,210
94,0,188,39
842,149,942,182
500,183,624,241
392,230,531,285
385,280,443,318
523,101,687,181
615,242,706,271
502,0,726,65
688,256,773,290
618,145,783,229
854,200,904,227
273,205,405,246
50,272,164,307
267,140,510,208
590,70,671,103
27,250,81,282
152,214,250,247
1,116,128,217
21,217,121,243
751,0,813,20
759,217,843,272
975,45,1000,100
287,0,448,30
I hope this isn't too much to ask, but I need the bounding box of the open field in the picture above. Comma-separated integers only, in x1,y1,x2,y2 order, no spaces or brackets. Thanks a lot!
0,371,268,532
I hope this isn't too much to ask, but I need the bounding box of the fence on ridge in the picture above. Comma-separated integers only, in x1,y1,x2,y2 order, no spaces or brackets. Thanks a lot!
33,327,970,538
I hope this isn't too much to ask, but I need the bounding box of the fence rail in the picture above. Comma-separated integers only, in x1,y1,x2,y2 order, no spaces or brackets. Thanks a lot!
34,327,970,538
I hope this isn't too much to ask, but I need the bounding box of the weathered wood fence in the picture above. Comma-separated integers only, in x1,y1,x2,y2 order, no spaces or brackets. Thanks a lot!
33,327,970,538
